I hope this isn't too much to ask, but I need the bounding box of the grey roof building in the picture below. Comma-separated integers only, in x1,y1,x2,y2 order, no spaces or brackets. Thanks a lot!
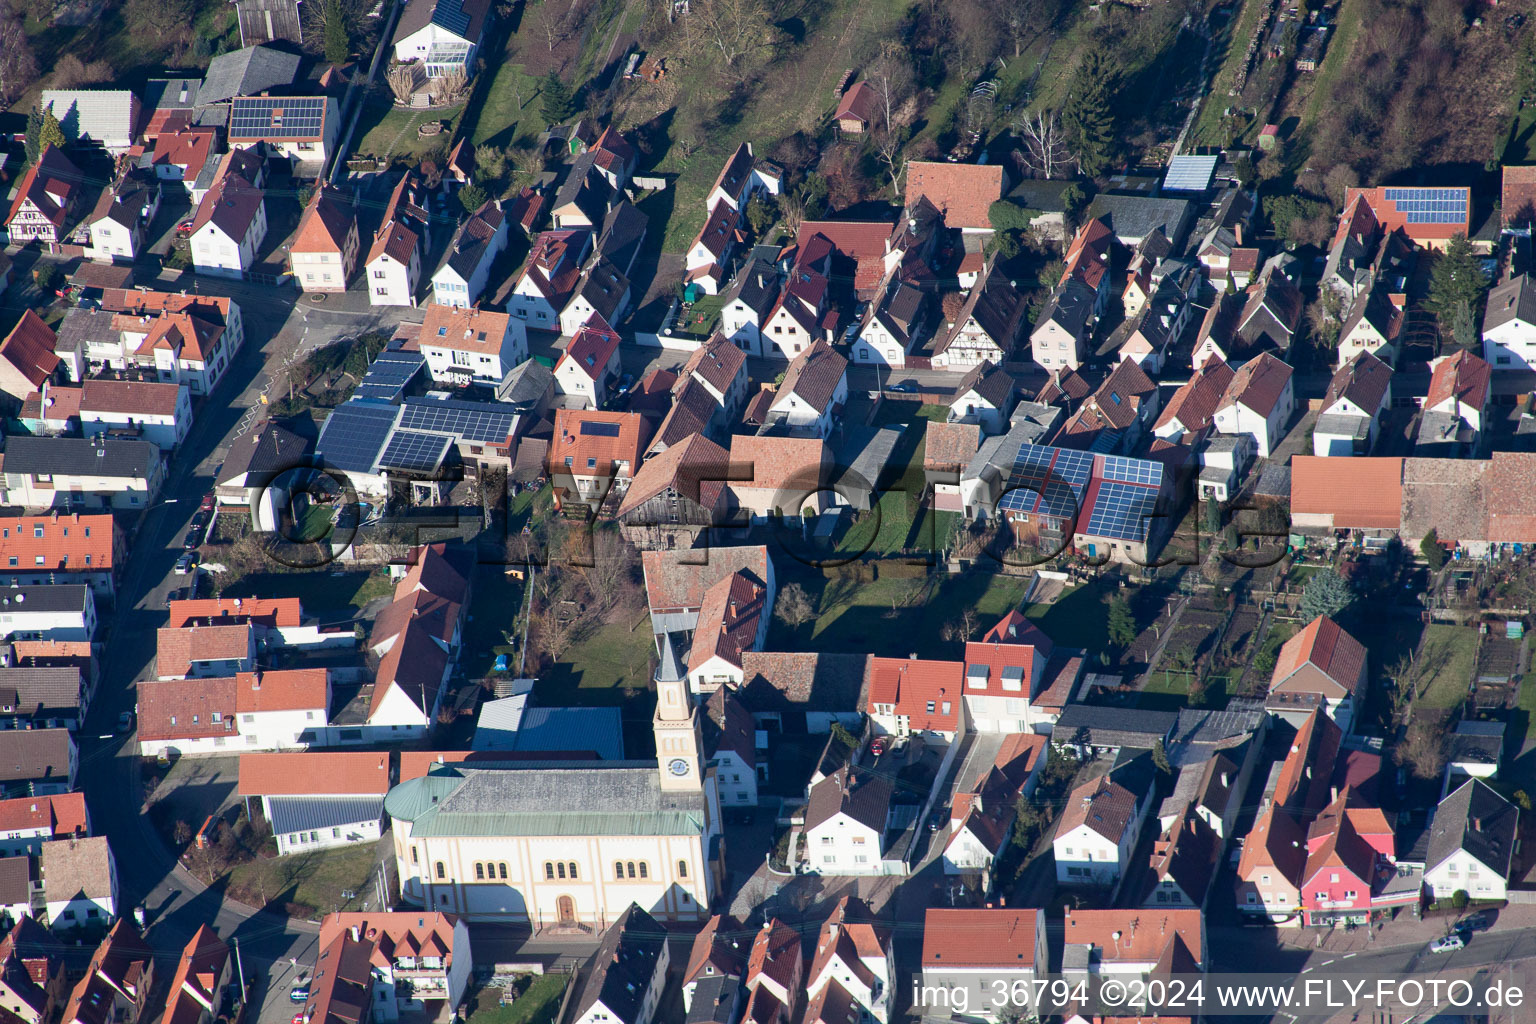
40,91,141,152
0,666,85,721
571,905,669,1024
198,46,303,106
264,796,385,837
1084,193,1193,247
2,436,158,482
1052,705,1179,752
1426,778,1517,883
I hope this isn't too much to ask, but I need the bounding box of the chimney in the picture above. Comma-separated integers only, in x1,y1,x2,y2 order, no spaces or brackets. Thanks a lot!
350,925,361,941
251,675,261,690
1473,817,1482,832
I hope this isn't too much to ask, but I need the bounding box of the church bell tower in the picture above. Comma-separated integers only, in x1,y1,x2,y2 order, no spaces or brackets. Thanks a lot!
653,633,704,792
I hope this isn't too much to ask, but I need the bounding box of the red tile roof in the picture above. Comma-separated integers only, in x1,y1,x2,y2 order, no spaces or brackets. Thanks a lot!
1058,774,1140,843
833,81,880,127
727,434,827,496
0,791,87,837
921,906,1042,969
237,752,390,796
291,187,356,255
1154,355,1233,433
167,597,302,629
1504,165,1536,226
1290,456,1403,530
190,170,263,240
1062,908,1203,966
1272,615,1366,696
234,669,328,713
5,146,79,230
744,918,801,994
155,624,252,678
557,317,621,382
79,379,184,418
419,304,513,355
1273,709,1343,815
1323,351,1393,415
1217,351,1292,417
1,311,62,389
0,513,117,571
687,570,767,673
136,676,237,741
1345,186,1470,243
549,409,650,479
1487,452,1536,542
1236,804,1308,885
866,656,964,731
904,161,1006,231
1063,219,1115,291
150,129,216,172
1425,349,1491,414
795,220,892,294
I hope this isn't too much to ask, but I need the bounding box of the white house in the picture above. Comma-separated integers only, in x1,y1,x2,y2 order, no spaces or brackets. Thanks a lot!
507,229,589,326
189,172,267,280
765,340,847,438
1424,779,1518,902
948,360,1016,436
851,278,929,370
704,142,780,215
570,906,670,1024
84,172,159,264
1314,351,1393,457
90,291,245,397
137,667,330,759
685,202,740,297
0,792,88,857
935,260,1026,371
72,379,193,451
1337,285,1403,368
1054,768,1154,889
366,223,423,308
431,201,508,307
41,836,117,930
1483,272,1536,370
553,317,622,409
0,584,97,644
921,908,1047,1023
289,187,359,294
705,687,758,808
391,0,491,78
227,96,339,169
1423,349,1491,441
805,897,893,1024
761,295,829,361
720,260,779,357
942,734,1045,876
1211,351,1294,459
803,765,895,876
238,752,390,856
559,259,631,337
418,305,528,384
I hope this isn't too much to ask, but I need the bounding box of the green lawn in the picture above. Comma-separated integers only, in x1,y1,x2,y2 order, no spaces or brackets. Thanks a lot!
1023,581,1114,653
470,977,567,1024
1190,0,1264,146
1411,624,1478,710
468,63,548,149
536,615,656,695
221,569,393,617
221,844,378,917
353,100,466,164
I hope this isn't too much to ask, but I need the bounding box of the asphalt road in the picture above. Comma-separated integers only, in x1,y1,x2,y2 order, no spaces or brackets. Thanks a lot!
67,269,418,1021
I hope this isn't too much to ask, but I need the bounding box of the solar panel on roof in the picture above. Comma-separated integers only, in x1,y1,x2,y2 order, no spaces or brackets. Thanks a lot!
378,430,453,474
1084,480,1163,542
580,421,621,437
316,402,400,473
1162,154,1218,193
997,444,1093,519
399,397,519,444
429,0,473,35
229,96,326,140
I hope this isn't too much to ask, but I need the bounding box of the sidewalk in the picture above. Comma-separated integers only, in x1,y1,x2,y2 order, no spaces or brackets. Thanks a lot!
1276,902,1536,954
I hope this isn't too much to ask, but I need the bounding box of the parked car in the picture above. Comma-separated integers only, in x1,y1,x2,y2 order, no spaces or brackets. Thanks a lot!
1457,912,1493,933
182,525,205,550
888,380,919,394
927,811,946,832
174,552,197,575
165,587,187,607
200,493,216,513
116,711,134,733
189,509,209,530
289,982,310,1003
870,737,887,757
1429,934,1465,954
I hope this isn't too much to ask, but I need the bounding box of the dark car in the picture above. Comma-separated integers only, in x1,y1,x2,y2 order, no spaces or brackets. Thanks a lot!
116,711,134,733
888,380,919,394
1457,912,1494,933
190,509,209,530
182,525,204,550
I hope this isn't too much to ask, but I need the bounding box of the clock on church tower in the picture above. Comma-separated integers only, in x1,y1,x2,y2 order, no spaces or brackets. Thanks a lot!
653,633,703,792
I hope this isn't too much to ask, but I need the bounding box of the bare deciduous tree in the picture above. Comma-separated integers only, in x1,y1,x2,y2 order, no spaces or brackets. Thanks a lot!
387,62,418,104
1018,110,1074,180
691,0,776,81
0,15,38,106
1396,719,1448,781
775,582,814,628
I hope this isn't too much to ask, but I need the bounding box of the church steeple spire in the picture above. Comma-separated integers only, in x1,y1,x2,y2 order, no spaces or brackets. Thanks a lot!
654,633,703,791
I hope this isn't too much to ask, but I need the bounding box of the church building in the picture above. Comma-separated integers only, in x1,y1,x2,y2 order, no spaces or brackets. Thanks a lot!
384,637,722,928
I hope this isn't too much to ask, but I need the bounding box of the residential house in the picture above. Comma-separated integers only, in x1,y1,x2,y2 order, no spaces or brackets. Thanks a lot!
0,729,75,798
5,147,82,247
704,687,758,808
391,0,493,78
678,333,749,419
616,434,731,550
685,571,771,694
0,437,163,511
865,656,965,742
804,896,893,1023
1337,284,1404,368
1196,432,1254,502
1060,907,1206,979
685,201,742,296
59,921,153,1024
1031,277,1099,373
803,764,896,876
1116,267,1197,374
215,421,309,512
1483,273,1536,370
83,171,159,264
550,154,613,231
1154,355,1234,443
942,733,1047,875
1267,616,1366,734
237,752,390,855
1273,709,1344,819
1419,349,1491,454
764,340,847,438
0,583,95,645
300,912,472,1024
1423,779,1518,901
290,187,359,293
0,918,66,1024
553,316,622,409
1211,351,1294,459
91,289,245,394
1298,792,1400,926
1139,809,1222,910
569,905,670,1024
935,259,1027,370
760,287,832,361
142,127,219,196
681,915,747,1024
1057,358,1161,454
741,918,802,1024
418,303,528,383
507,229,589,326
431,201,508,306
850,277,929,369
1314,352,1393,457
1237,255,1305,355
0,792,88,857
0,513,120,597
1196,223,1259,289
705,143,781,215
159,927,231,1024
137,668,330,757
904,161,1007,235
40,836,116,930
641,546,773,651
559,258,631,336
0,664,89,732
189,168,267,279
365,170,433,307
548,409,650,512
1343,186,1471,249
226,95,340,169
925,420,982,512
589,129,639,191
1445,721,1503,789
72,379,192,451
960,609,1073,733
1235,804,1308,925
1061,219,1116,318
720,260,781,356
737,651,868,734
1053,756,1156,889
948,361,1016,436
920,908,1047,1023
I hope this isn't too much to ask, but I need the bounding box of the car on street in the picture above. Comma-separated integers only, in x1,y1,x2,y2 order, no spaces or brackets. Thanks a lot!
165,587,187,607
182,524,205,550
116,711,134,733
174,552,197,575
289,982,310,1003
927,811,946,832
1430,934,1465,953
870,737,887,757
888,380,919,394
190,509,209,530
1457,912,1492,933
200,493,216,513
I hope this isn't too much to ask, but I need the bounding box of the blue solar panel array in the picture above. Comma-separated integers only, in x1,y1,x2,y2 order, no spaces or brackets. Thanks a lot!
430,0,472,35
1085,481,1163,541
230,96,326,140
1382,187,1468,225
316,403,401,473
399,397,519,444
997,445,1093,518
353,351,426,403
378,430,453,474
994,444,1166,542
